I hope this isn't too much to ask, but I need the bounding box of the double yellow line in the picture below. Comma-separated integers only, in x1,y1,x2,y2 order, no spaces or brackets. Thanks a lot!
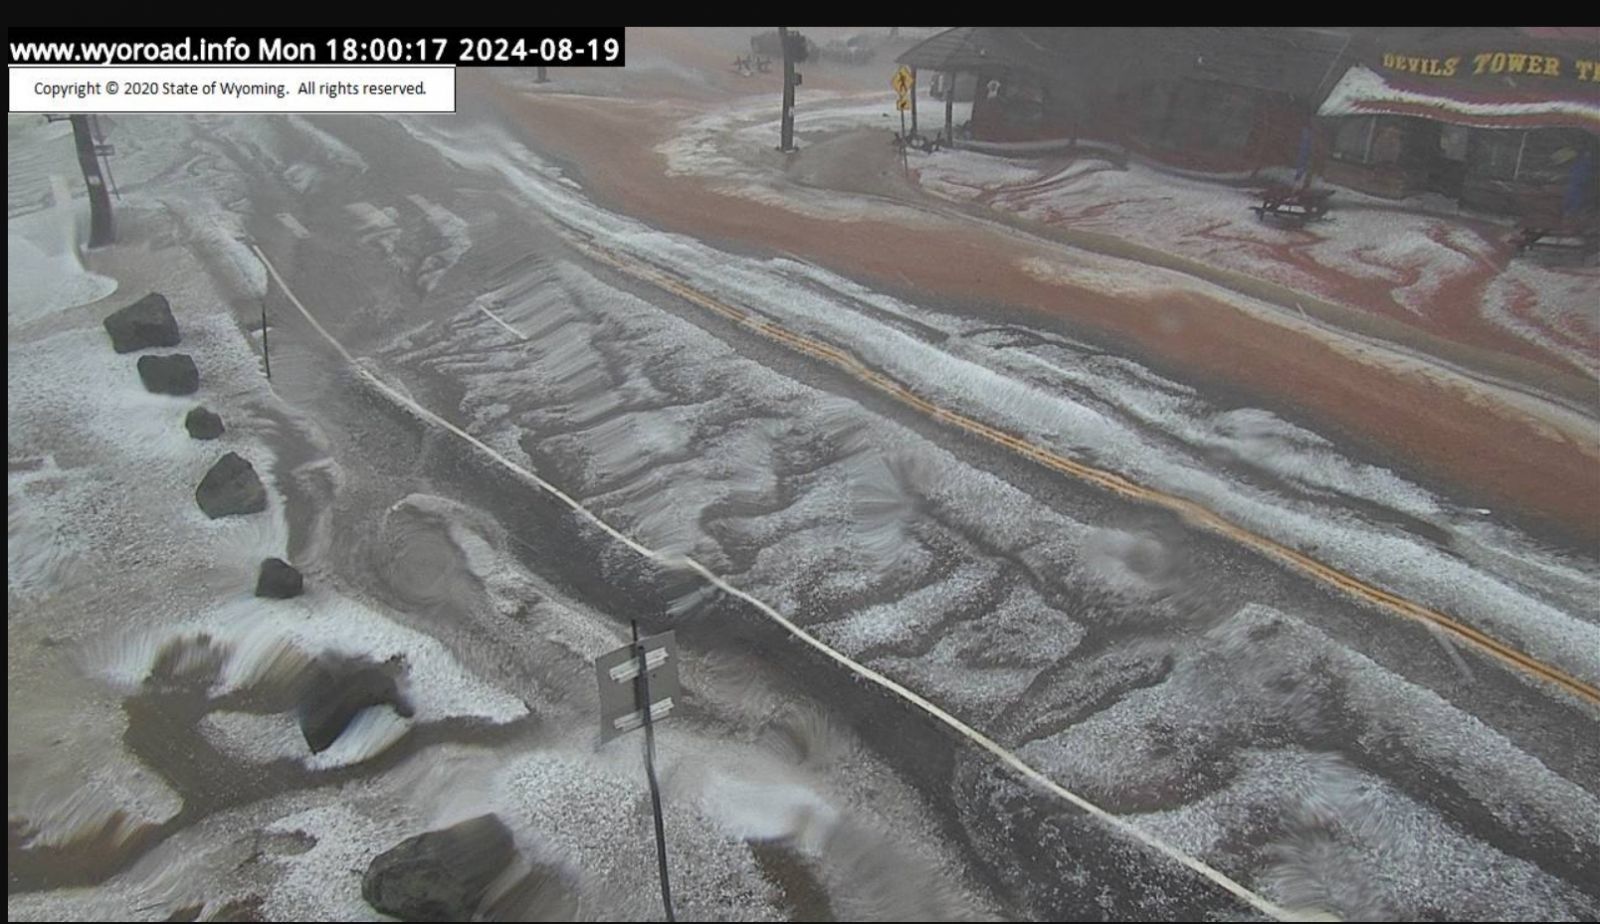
564,230,1600,708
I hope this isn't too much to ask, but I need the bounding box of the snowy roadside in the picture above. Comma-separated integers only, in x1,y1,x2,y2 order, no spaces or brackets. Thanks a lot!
400,111,1600,688
8,112,993,921
915,141,1600,382
660,93,1599,411
7,173,529,856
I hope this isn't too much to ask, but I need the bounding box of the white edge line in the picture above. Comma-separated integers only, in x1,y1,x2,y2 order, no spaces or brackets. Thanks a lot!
251,243,1319,923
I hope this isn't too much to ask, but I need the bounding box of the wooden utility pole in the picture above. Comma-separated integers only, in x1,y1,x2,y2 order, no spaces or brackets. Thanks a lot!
779,26,796,152
67,114,114,247
909,67,918,136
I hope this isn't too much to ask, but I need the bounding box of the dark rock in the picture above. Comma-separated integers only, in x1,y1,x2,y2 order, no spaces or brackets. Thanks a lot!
297,655,412,753
137,353,199,396
185,406,225,440
362,815,515,922
195,452,267,518
255,558,303,599
103,293,180,353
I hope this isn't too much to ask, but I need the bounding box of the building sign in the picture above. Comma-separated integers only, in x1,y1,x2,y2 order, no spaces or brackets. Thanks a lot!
1381,50,1600,82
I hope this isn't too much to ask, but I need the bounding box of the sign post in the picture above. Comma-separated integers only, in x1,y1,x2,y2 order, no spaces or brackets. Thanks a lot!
596,625,680,921
892,64,914,175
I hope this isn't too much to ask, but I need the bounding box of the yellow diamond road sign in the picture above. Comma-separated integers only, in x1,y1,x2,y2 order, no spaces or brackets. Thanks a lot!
892,65,913,95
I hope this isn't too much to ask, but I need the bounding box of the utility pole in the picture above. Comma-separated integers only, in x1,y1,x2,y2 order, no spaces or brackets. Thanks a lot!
535,66,548,83
90,116,121,201
909,66,918,136
778,27,799,152
58,114,114,247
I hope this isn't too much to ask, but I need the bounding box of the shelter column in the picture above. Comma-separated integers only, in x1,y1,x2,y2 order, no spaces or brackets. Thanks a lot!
945,71,955,143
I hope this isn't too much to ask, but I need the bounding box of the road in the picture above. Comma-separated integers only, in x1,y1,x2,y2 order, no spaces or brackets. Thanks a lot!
9,69,1599,922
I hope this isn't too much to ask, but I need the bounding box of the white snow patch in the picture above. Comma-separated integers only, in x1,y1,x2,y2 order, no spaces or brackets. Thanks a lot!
7,180,117,326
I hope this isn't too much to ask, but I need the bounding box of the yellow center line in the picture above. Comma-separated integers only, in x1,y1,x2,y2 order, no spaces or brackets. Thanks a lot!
566,229,1600,708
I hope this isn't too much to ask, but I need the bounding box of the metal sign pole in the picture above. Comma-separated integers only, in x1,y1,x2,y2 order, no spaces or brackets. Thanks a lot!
260,297,271,380
596,627,680,919
632,620,675,922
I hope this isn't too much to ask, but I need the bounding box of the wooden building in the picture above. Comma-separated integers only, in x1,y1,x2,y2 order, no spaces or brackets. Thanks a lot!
1317,28,1599,216
898,27,1599,218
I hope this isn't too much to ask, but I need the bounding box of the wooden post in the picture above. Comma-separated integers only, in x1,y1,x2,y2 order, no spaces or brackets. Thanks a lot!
779,27,796,152
910,66,918,136
945,71,955,145
68,115,114,248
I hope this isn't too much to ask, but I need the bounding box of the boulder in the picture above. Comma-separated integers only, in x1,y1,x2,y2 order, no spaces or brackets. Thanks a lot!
297,655,412,753
362,815,515,922
185,406,225,440
195,452,267,518
255,558,303,599
137,354,199,396
103,293,180,353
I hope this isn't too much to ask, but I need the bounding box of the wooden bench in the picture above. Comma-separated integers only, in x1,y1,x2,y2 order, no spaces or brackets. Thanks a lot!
1512,213,1599,260
1251,185,1335,226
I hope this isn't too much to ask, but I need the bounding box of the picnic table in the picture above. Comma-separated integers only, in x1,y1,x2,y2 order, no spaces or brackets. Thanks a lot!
1251,184,1335,225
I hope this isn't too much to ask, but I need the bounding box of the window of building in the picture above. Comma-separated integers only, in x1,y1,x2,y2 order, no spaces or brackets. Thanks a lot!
1466,128,1597,184
1329,116,1419,166
1331,116,1377,163
1133,81,1175,141
1157,81,1256,153
1517,129,1598,185
1467,129,1522,180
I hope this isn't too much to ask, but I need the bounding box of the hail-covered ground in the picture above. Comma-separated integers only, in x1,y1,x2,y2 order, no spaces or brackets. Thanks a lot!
8,56,1599,923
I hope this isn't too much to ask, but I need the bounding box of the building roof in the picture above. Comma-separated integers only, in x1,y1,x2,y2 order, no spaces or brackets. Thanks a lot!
1326,29,1600,132
1320,65,1600,132
895,27,1069,74
897,27,1356,104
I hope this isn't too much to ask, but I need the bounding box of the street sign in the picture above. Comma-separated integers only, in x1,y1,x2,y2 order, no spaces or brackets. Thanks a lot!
896,95,911,112
891,65,913,95
595,630,679,744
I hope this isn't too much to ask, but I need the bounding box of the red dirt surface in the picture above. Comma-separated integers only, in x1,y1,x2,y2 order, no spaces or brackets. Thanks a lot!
483,76,1600,545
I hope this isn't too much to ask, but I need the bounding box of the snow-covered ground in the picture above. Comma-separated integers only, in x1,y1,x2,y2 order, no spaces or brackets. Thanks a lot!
916,139,1600,381
9,80,1599,922
390,109,1595,916
406,112,1600,684
7,110,992,921
661,92,1599,385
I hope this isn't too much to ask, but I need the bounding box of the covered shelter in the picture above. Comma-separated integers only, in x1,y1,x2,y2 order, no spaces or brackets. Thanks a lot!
896,28,1140,146
897,27,1354,173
